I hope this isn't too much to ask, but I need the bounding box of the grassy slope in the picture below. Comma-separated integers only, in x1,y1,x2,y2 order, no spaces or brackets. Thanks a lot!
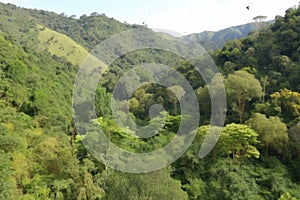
37,24,88,66
0,3,105,69
36,25,106,69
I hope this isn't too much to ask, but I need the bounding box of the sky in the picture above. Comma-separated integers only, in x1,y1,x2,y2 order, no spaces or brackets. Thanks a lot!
0,0,299,35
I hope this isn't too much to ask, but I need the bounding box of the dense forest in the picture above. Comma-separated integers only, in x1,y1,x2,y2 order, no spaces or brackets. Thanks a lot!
1,2,300,199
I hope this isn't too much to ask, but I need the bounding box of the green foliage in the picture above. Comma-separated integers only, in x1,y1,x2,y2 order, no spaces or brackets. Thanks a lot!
271,88,300,125
95,87,112,117
0,2,300,199
221,123,260,159
289,121,300,158
103,168,188,200
0,151,15,199
191,124,260,160
225,70,263,123
183,178,207,199
278,192,298,200
246,113,288,157
206,158,262,200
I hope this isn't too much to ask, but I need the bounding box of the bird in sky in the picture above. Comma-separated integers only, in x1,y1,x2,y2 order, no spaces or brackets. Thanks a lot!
246,6,250,10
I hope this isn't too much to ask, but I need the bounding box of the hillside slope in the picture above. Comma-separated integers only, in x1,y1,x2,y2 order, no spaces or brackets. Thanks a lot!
185,21,273,50
0,3,106,67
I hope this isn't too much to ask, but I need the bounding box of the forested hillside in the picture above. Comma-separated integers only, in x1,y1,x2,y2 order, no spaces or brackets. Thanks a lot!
0,2,300,199
185,20,273,51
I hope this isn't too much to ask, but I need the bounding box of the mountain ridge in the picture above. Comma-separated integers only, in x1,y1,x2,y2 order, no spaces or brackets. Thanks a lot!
0,2,273,52
185,20,274,50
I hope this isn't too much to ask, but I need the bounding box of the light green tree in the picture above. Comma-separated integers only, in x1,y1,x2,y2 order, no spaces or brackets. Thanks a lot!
271,88,300,124
221,123,260,159
225,70,263,123
246,113,288,157
194,124,260,159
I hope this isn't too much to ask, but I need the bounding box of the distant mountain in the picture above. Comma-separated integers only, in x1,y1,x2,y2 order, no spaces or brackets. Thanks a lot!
184,21,274,51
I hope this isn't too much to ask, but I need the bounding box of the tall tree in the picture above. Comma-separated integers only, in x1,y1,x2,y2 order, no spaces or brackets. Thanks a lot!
270,88,300,125
225,70,263,123
253,15,267,23
246,113,288,157
221,123,260,159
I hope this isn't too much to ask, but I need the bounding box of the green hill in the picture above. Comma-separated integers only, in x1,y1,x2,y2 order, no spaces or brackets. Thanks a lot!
25,7,137,50
0,3,106,67
37,24,106,67
185,21,274,50
37,25,88,66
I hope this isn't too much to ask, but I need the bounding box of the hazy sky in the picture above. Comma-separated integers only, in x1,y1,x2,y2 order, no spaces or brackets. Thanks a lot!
0,0,299,34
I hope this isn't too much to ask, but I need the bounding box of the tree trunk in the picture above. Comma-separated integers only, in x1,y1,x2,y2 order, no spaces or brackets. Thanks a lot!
265,140,269,157
262,77,267,103
238,98,245,124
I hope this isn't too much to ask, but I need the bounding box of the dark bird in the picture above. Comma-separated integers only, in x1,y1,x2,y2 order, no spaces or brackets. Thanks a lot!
246,6,249,10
